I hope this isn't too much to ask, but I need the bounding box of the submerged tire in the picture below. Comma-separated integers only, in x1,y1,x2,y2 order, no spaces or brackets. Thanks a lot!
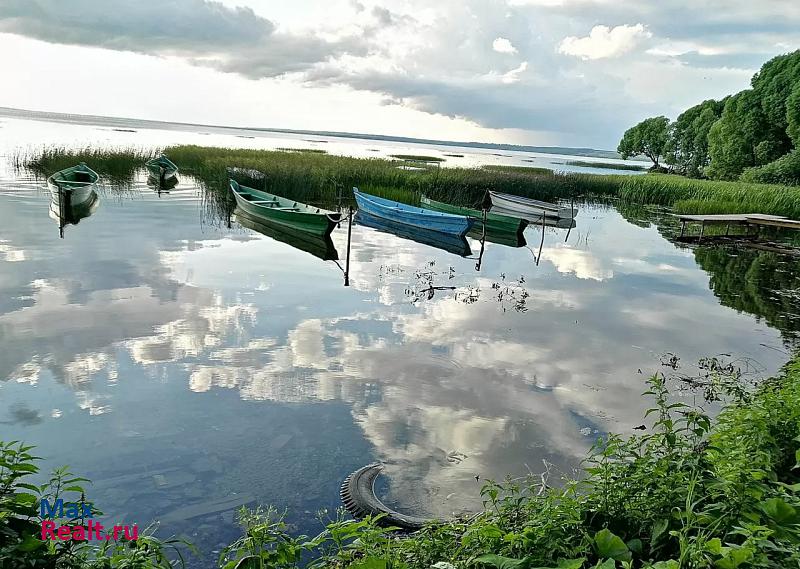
340,463,433,531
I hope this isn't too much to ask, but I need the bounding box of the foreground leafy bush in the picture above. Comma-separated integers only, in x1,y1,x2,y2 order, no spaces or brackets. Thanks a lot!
0,442,186,568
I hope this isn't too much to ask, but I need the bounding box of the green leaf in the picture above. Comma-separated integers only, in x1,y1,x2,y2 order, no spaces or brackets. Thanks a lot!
649,562,679,569
704,538,724,555
594,529,631,561
626,538,642,554
554,560,586,569
15,534,44,552
593,560,615,569
350,557,389,569
529,560,586,569
651,519,669,544
715,546,753,569
476,554,531,569
761,498,799,525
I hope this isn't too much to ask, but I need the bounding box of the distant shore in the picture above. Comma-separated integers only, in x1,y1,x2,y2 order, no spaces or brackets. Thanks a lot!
0,106,631,161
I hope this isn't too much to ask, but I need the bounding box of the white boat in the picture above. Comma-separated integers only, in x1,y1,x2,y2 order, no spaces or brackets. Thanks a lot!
489,190,576,219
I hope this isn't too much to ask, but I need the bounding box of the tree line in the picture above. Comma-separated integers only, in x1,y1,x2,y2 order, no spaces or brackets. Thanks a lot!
618,50,800,185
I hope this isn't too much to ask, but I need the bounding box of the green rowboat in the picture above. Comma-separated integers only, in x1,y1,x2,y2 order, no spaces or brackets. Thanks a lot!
145,155,179,182
229,179,341,236
47,163,99,201
421,196,527,235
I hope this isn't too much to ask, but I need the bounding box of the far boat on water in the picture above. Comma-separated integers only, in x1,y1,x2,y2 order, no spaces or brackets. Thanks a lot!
230,179,341,236
489,190,576,220
145,155,179,185
234,209,339,261
354,188,473,237
356,211,472,257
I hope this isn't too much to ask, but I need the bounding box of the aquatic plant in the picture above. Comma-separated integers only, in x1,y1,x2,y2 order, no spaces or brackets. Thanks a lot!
14,146,156,185
482,164,554,175
16,145,800,217
565,160,647,171
388,154,445,162
275,147,328,154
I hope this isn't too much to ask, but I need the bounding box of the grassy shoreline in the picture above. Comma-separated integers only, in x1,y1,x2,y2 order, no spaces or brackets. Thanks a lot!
14,145,800,218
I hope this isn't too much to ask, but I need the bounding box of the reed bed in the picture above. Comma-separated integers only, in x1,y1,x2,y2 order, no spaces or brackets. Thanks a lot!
388,154,445,162
15,145,800,219
165,145,590,208
481,164,554,175
13,146,156,185
565,160,646,171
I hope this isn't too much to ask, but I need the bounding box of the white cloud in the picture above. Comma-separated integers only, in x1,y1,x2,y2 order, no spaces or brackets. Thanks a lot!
559,23,652,60
493,37,517,54
501,61,528,84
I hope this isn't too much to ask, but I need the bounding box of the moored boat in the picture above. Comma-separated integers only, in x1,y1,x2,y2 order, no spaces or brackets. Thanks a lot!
229,179,341,236
421,196,527,236
46,163,99,204
489,190,576,220
354,188,473,237
145,155,179,184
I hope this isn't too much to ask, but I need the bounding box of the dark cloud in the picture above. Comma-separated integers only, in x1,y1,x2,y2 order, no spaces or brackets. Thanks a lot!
1,0,798,144
0,0,272,51
0,0,360,77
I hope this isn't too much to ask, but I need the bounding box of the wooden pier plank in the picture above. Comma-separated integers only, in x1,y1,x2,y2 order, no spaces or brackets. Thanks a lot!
745,217,800,229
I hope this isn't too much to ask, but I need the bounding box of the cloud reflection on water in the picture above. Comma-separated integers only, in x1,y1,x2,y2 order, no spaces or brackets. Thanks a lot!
0,193,793,520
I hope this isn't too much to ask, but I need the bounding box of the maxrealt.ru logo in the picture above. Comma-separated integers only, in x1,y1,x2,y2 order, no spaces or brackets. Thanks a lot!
39,498,138,542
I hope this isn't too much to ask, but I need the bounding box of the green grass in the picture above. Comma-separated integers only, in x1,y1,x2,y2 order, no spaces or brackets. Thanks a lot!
164,145,588,208
615,174,800,218
15,146,800,219
565,160,647,171
275,147,328,154
14,146,156,184
482,164,554,175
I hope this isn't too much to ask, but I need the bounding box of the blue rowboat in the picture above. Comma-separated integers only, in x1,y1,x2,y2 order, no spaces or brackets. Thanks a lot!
353,188,473,237
355,211,472,257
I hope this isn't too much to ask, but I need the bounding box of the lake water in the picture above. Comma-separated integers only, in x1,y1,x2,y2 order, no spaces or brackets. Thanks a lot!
0,114,798,565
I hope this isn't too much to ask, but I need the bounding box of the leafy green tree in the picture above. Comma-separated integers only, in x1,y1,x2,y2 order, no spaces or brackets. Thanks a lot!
706,51,800,181
787,82,800,146
705,90,775,180
664,99,725,177
617,116,670,169
751,50,800,149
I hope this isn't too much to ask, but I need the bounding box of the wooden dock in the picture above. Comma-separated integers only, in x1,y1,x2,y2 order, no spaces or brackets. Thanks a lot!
674,213,800,240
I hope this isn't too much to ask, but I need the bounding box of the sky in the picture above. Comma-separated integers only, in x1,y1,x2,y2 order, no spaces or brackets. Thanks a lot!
0,0,798,148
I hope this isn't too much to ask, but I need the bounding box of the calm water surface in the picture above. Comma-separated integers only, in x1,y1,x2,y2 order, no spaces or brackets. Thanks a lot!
1,117,798,564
